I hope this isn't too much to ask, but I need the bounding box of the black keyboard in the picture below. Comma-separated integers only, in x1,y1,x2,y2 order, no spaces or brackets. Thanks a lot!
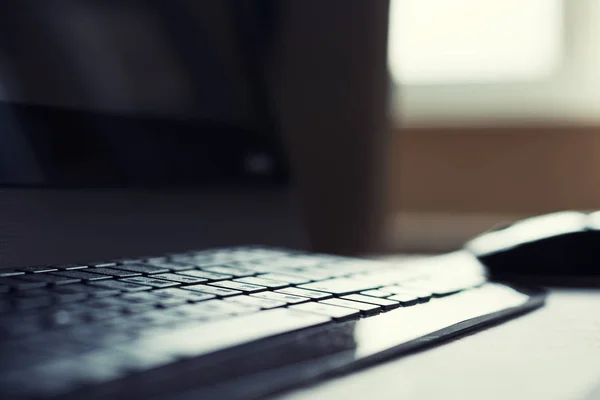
0,247,545,399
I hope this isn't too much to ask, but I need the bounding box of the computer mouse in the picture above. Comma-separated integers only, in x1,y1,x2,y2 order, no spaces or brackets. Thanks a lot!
464,211,600,286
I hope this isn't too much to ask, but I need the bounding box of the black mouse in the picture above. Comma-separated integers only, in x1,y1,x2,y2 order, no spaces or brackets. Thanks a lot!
464,211,600,286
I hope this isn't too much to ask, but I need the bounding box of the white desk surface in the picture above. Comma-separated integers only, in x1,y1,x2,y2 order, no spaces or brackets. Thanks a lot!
277,257,600,400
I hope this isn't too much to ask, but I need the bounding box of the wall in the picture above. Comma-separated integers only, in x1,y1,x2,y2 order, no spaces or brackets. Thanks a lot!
388,124,600,251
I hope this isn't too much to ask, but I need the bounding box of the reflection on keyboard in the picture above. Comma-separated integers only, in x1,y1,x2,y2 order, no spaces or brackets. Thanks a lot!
0,247,488,398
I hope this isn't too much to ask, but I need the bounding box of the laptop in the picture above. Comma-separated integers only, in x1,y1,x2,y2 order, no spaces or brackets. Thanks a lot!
0,2,545,399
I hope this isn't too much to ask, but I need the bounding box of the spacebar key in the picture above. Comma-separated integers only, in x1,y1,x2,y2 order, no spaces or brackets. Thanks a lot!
135,308,332,359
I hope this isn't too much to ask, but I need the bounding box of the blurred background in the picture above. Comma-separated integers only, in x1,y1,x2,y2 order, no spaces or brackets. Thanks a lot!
388,0,600,252
2,0,600,255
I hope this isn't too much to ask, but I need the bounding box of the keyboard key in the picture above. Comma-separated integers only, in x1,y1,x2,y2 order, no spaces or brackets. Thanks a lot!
291,302,359,321
145,261,195,272
387,293,420,306
342,294,400,310
299,278,378,295
275,287,332,300
183,284,241,298
250,291,309,305
152,288,215,302
278,268,333,281
320,298,381,316
54,284,120,298
18,274,81,286
258,273,311,285
119,277,179,289
0,277,49,290
0,271,25,278
233,276,288,289
89,280,152,292
176,270,232,281
202,266,256,278
208,281,266,294
114,263,169,275
379,285,432,301
50,271,111,281
226,295,286,310
88,268,141,278
60,265,89,270
89,262,118,268
16,266,59,274
361,289,393,298
152,273,207,285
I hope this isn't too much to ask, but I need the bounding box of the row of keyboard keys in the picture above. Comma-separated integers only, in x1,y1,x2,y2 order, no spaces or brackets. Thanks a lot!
361,289,392,298
177,270,232,281
184,284,241,297
291,302,360,321
152,273,207,285
113,263,169,275
250,291,309,304
386,293,420,305
0,278,46,291
51,270,111,281
88,268,141,278
234,276,288,289
119,277,178,289
299,278,379,295
342,294,401,310
275,287,331,300
16,266,59,274
16,274,81,286
208,281,266,294
55,284,121,297
90,280,152,292
202,266,256,278
320,298,381,316
258,273,310,284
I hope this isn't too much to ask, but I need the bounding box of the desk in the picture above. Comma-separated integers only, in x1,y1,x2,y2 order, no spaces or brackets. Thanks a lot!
277,287,600,400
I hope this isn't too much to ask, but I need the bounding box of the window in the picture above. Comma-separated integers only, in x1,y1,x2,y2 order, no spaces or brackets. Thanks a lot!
389,0,563,85
388,0,600,125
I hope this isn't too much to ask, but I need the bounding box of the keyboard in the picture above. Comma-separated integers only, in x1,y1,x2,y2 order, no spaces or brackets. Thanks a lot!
0,247,545,399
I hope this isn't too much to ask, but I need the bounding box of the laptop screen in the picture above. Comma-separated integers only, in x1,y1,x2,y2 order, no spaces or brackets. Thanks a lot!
0,1,287,187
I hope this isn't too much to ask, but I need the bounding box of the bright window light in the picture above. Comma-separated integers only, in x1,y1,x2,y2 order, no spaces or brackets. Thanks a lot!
388,0,564,85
